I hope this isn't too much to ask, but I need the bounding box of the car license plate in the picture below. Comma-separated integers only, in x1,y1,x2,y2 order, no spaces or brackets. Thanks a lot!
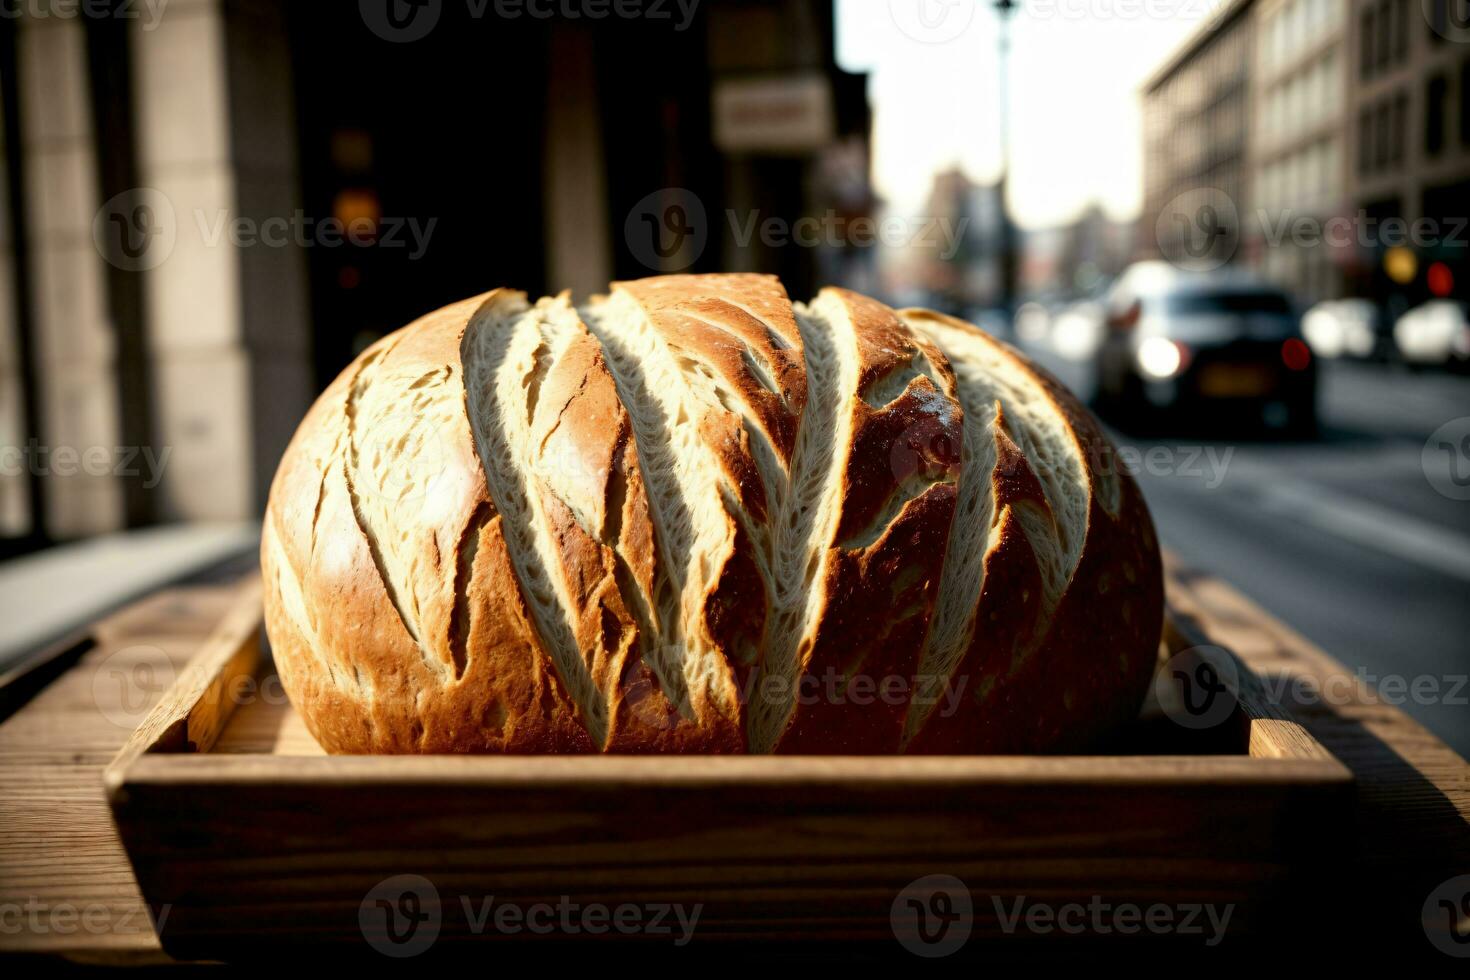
1199,364,1272,397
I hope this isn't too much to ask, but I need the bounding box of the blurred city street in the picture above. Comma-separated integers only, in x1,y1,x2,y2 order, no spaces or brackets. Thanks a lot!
1,3,1469,963
0,1,1465,759
1027,341,1470,756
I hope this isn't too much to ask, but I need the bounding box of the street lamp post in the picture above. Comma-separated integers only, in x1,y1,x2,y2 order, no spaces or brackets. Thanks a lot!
994,0,1018,316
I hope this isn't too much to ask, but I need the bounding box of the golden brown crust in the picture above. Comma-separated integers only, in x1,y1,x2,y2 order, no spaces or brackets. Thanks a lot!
776,288,964,753
898,310,1162,753
616,273,806,463
530,321,737,752
263,279,1162,755
263,293,594,754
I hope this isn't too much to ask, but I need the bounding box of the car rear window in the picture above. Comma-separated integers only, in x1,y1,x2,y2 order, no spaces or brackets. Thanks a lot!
1160,292,1293,316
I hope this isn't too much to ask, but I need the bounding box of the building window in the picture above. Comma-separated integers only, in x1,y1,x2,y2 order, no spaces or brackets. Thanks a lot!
1461,57,1470,147
1371,102,1384,171
1361,7,1375,80
1358,107,1372,174
1375,0,1392,72
1392,91,1408,166
1394,0,1410,63
1428,75,1447,156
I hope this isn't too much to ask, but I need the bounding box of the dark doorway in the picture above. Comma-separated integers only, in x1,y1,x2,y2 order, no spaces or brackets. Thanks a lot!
286,6,553,390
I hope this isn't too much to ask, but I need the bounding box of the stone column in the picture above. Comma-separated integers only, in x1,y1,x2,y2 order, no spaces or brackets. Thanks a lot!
18,12,123,537
544,24,612,301
0,63,25,538
129,0,310,521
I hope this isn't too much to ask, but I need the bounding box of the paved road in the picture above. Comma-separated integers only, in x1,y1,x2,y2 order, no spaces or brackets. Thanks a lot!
1026,346,1470,757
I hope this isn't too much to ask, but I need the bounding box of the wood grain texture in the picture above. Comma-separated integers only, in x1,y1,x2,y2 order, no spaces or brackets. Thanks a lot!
107,559,1356,956
1,555,1466,963
0,582,248,963
105,578,263,777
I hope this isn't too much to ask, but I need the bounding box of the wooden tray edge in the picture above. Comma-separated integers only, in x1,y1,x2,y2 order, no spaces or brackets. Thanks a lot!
104,572,1353,800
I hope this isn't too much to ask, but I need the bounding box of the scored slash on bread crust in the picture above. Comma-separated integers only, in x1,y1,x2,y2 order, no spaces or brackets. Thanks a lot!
263,276,1162,754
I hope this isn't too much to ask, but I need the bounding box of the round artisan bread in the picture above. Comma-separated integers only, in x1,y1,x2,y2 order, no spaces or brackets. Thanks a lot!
262,274,1162,754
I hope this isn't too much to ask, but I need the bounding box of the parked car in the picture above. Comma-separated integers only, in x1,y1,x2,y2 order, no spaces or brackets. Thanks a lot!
1094,263,1317,433
1302,298,1387,360
1393,300,1470,368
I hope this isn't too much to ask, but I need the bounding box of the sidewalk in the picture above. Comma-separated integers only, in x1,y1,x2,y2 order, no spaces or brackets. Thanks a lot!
0,523,260,672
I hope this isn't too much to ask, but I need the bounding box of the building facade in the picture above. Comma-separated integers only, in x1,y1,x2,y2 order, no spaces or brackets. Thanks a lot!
1250,0,1349,300
1140,0,1256,271
1348,0,1470,310
1141,0,1470,310
0,0,868,556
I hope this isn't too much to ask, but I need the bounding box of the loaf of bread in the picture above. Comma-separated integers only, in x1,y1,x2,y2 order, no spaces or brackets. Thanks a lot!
262,274,1162,754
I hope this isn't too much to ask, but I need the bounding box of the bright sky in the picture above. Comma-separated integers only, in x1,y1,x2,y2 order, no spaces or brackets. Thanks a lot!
835,0,1228,230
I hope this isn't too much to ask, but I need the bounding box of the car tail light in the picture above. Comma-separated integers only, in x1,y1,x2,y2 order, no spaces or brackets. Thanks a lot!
1281,338,1311,371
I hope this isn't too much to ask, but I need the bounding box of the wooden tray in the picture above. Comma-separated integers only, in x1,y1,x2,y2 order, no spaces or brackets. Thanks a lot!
105,573,1352,958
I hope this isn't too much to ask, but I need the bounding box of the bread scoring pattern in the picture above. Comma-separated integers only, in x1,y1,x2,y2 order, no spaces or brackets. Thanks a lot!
263,275,1162,754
